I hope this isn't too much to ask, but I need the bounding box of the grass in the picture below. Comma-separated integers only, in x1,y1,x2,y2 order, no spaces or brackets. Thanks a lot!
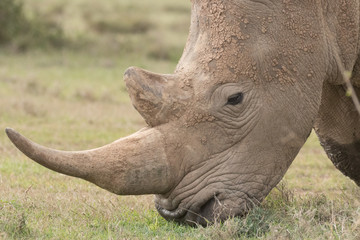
1,0,360,239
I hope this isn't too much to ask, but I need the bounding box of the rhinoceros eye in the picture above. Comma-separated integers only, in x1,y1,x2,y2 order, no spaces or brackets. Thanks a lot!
227,92,243,105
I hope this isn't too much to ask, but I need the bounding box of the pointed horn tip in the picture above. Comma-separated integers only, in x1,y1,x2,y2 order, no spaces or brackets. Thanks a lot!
5,127,18,142
5,128,29,151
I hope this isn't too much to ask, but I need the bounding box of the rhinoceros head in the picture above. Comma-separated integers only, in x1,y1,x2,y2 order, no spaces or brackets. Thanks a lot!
7,0,330,225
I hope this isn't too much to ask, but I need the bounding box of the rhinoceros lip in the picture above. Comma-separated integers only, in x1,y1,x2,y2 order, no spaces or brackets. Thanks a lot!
155,203,188,221
155,195,220,225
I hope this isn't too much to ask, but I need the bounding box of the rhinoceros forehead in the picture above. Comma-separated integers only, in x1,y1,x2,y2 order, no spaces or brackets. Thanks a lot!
181,0,324,92
182,1,269,90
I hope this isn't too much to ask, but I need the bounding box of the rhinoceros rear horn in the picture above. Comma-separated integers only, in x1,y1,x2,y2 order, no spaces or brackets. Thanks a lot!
124,67,169,126
124,67,192,127
5,127,173,195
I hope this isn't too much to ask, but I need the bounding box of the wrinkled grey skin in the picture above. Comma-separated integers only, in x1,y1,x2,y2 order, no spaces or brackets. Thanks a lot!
6,0,360,226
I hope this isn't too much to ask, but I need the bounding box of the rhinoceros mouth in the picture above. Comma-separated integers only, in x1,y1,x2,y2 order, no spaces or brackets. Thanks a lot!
155,203,188,221
155,194,222,226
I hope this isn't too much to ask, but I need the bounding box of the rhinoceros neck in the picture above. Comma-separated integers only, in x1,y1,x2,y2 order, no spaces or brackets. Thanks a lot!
321,1,360,83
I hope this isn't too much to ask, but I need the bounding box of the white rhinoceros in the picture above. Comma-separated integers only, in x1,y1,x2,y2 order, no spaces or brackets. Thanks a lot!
6,0,360,226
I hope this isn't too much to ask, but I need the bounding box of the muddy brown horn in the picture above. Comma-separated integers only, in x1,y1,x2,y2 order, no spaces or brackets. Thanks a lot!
5,127,173,195
124,67,192,127
124,67,168,126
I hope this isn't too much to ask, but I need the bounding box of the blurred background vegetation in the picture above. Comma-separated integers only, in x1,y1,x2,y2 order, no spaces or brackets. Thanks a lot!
0,0,65,51
0,0,189,60
0,0,191,147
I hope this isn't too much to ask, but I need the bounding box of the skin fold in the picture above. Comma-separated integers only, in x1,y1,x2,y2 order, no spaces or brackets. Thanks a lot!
6,0,360,226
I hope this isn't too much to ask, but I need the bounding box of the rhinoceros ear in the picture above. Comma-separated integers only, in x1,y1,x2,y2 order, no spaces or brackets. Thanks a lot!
314,81,360,186
124,67,192,127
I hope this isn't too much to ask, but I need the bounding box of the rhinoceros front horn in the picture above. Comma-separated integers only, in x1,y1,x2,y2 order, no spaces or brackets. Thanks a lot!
5,127,173,195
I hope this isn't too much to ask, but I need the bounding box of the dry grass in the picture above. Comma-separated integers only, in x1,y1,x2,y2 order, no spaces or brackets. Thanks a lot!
1,0,360,239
